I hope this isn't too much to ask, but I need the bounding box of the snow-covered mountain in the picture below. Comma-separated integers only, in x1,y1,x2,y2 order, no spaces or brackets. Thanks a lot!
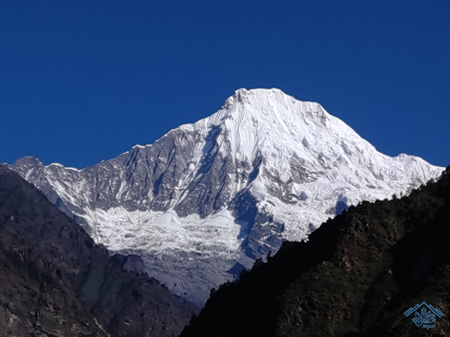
11,88,443,305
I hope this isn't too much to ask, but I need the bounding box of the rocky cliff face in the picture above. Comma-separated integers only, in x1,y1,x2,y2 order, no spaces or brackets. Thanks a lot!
180,168,450,337
0,165,195,337
11,88,443,305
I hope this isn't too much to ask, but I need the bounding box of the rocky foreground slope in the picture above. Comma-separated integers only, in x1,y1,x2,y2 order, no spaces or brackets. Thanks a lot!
180,167,450,337
11,88,443,305
0,165,195,337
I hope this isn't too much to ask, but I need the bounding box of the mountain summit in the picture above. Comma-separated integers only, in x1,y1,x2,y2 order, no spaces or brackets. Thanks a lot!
11,88,443,305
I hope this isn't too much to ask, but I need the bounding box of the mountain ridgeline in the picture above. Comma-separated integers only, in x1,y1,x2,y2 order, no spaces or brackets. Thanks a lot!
10,88,443,305
181,167,450,337
0,165,195,337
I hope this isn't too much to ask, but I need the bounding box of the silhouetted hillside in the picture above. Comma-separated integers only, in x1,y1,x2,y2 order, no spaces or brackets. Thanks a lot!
181,167,450,337
0,165,195,337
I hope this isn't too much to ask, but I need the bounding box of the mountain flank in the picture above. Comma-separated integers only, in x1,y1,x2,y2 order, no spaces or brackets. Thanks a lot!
0,165,195,337
181,167,450,337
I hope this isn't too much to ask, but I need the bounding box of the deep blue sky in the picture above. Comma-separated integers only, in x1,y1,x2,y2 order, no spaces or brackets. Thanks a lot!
1,0,449,168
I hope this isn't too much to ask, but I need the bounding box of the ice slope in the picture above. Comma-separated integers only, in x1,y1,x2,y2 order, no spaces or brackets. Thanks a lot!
11,88,444,305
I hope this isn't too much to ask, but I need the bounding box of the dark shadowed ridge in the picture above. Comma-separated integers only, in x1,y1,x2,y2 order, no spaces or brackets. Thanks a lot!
180,167,450,337
0,165,196,337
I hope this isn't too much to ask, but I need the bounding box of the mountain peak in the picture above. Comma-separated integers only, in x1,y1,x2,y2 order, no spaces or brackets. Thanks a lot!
219,88,327,132
201,88,339,166
227,87,315,109
13,156,43,167
10,89,443,306
233,87,286,98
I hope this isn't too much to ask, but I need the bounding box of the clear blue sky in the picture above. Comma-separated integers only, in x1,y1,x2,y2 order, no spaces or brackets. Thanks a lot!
1,0,449,168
